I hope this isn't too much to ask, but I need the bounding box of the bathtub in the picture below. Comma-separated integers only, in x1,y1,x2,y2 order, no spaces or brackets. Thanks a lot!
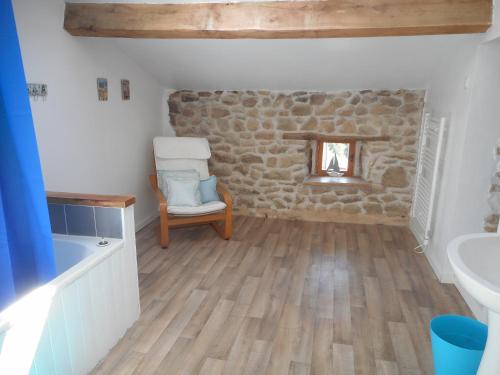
54,235,110,275
0,231,140,375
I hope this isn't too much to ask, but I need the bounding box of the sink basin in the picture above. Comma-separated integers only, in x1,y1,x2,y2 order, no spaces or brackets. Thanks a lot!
448,233,500,375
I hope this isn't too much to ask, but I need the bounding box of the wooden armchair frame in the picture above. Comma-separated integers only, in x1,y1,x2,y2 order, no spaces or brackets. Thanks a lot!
149,174,233,248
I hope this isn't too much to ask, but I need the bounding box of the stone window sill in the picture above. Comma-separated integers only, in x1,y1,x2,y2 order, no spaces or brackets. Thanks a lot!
304,176,382,191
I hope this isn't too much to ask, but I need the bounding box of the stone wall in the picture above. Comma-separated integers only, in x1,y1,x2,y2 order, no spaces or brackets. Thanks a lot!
484,143,500,232
168,89,425,224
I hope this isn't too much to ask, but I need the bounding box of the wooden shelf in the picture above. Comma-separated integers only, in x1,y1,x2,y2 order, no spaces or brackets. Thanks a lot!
47,191,136,208
304,176,382,191
283,132,390,142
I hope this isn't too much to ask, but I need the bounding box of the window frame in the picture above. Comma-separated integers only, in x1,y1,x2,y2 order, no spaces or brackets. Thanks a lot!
315,140,356,177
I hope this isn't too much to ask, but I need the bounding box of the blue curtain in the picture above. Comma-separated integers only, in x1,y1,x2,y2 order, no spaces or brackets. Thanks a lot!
0,0,56,311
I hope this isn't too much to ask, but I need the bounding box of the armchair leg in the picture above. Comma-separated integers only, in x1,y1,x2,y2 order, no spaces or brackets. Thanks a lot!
211,209,233,240
159,207,169,248
224,208,233,240
160,226,169,248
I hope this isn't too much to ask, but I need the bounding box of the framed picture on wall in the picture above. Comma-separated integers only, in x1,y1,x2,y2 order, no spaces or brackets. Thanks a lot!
97,78,108,101
121,79,130,100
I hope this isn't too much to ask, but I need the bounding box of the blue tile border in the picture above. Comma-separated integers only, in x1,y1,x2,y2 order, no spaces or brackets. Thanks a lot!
47,202,124,239
95,207,123,239
65,205,96,237
48,203,67,234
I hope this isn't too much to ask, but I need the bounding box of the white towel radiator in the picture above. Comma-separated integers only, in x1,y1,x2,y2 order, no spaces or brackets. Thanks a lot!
410,113,447,249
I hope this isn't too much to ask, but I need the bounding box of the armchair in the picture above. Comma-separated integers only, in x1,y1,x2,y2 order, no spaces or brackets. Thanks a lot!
150,137,233,248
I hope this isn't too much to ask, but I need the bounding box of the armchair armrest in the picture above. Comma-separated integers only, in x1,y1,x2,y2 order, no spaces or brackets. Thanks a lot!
216,183,233,209
149,174,167,208
149,174,170,248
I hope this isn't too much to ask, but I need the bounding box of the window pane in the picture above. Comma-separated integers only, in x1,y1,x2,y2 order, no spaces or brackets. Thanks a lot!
322,142,350,172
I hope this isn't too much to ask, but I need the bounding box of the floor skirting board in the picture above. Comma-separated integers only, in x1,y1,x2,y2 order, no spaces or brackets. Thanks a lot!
425,250,487,322
135,212,159,232
234,208,409,226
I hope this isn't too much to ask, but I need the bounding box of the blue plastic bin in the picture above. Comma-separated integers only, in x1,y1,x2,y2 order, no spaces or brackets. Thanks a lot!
430,315,488,375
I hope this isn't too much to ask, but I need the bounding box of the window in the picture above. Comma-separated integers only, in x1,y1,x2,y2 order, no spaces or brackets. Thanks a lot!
315,141,355,177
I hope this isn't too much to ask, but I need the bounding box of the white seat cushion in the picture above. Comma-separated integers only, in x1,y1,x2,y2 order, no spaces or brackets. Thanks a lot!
168,201,227,216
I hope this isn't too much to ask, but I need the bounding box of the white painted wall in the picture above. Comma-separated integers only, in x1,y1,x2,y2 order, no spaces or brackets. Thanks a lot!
454,42,500,239
485,0,500,41
422,42,478,280
424,38,500,320
13,0,170,229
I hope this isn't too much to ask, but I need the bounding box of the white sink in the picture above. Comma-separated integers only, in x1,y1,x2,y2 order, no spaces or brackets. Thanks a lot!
448,233,500,375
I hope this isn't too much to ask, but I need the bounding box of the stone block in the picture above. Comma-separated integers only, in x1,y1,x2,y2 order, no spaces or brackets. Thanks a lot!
264,170,292,180
385,202,409,217
337,107,354,117
279,155,305,168
380,97,402,107
382,166,408,188
316,98,346,116
241,154,264,164
266,157,277,167
211,107,230,118
291,104,312,116
246,118,260,131
255,132,275,140
301,117,318,131
310,94,326,105
320,195,338,204
354,106,368,115
181,92,198,102
336,119,356,134
371,105,394,115
350,95,361,105
363,202,383,214
213,152,238,164
242,97,258,107
277,118,298,131
343,204,362,214
319,120,335,133
399,103,420,114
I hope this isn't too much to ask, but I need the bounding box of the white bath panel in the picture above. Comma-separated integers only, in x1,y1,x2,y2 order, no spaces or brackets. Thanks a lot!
77,273,97,374
110,251,125,339
89,261,112,361
47,294,72,375
60,281,86,374
31,317,56,375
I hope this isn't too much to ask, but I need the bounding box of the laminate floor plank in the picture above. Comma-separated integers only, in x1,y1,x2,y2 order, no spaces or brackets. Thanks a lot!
92,217,471,375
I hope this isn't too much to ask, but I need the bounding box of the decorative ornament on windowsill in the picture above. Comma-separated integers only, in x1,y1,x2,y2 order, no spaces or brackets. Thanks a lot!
326,153,344,177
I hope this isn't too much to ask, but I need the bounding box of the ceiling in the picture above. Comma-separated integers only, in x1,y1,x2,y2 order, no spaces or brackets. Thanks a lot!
65,0,486,91
108,35,481,91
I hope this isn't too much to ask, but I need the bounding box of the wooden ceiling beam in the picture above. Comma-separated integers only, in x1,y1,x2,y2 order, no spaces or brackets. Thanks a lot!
64,0,492,39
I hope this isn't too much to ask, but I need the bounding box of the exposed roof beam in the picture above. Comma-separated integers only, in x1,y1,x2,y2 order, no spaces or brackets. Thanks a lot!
64,0,492,39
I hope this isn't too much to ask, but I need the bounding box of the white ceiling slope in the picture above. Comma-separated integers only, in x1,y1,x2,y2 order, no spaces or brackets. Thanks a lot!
111,35,481,91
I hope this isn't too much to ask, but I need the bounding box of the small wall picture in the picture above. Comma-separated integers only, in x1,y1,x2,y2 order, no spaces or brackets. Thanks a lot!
97,78,108,101
121,79,130,100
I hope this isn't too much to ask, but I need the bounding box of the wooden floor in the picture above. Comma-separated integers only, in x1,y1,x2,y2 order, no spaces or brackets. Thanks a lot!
91,216,471,375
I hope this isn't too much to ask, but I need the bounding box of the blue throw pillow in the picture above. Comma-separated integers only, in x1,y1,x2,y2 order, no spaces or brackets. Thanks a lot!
165,177,201,207
199,175,220,203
